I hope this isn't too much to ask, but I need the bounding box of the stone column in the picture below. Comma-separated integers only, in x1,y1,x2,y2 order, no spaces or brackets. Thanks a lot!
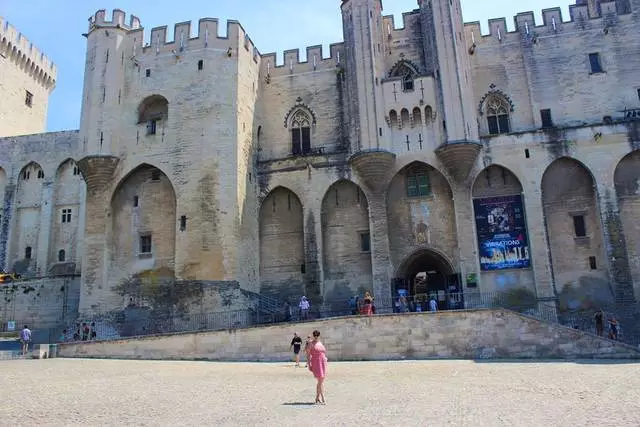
0,183,15,272
521,187,557,302
36,180,54,276
77,155,120,316
303,198,324,307
597,186,635,302
367,191,393,308
451,184,477,289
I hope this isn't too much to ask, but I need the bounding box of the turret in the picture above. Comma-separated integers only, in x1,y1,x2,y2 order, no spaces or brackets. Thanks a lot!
79,9,140,158
419,0,481,182
341,0,387,153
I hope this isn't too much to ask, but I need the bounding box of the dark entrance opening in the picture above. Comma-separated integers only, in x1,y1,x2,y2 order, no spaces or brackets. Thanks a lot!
392,249,463,311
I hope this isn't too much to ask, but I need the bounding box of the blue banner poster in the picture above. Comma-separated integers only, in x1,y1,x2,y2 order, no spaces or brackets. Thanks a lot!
473,195,531,271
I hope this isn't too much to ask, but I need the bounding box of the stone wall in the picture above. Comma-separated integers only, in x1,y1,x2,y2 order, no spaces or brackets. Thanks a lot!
0,276,80,330
57,309,640,361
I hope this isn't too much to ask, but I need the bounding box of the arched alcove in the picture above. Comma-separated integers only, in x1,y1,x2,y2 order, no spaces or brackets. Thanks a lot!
10,162,45,275
321,180,372,306
472,165,534,293
614,150,640,297
387,162,458,288
110,164,177,285
400,108,410,129
259,186,304,301
389,110,398,128
50,159,83,270
412,107,423,127
541,158,610,311
137,95,169,136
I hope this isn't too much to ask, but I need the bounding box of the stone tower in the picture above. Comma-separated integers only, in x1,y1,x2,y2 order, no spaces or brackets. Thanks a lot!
0,17,57,137
340,0,386,153
419,0,481,182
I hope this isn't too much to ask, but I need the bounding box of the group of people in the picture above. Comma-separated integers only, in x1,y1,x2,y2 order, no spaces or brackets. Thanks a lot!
593,309,619,340
59,322,97,343
289,330,328,405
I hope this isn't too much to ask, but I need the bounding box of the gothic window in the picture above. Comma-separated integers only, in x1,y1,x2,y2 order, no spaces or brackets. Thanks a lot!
291,110,311,155
406,168,431,197
390,62,417,93
389,110,398,128
402,73,414,92
485,96,511,135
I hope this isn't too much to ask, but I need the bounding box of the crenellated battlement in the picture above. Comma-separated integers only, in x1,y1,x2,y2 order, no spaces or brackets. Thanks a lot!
381,10,421,38
88,9,141,32
88,9,260,63
463,1,632,47
259,43,345,78
0,16,56,89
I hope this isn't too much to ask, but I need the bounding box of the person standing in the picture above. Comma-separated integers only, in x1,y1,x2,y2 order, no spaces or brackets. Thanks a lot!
20,325,31,356
307,330,328,405
290,333,303,367
362,291,374,316
429,296,438,312
304,335,312,368
299,296,310,320
594,309,604,336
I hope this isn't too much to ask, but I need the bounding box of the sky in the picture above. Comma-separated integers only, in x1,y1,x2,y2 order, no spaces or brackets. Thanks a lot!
1,0,572,132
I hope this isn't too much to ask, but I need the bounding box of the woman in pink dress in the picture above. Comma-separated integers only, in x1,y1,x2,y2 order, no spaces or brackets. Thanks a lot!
307,329,328,404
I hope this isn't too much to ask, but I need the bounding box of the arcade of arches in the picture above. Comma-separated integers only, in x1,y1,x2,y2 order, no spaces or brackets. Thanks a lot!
256,154,640,311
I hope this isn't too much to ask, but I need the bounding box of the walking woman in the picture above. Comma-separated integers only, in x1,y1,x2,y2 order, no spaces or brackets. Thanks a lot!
307,330,328,405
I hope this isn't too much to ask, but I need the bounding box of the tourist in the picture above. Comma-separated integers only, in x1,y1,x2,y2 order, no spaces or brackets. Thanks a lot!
290,332,303,367
82,322,89,341
304,335,312,367
20,325,31,356
299,296,310,320
307,330,328,405
608,316,619,340
362,291,374,316
429,296,438,312
59,329,67,343
90,322,97,340
594,309,604,336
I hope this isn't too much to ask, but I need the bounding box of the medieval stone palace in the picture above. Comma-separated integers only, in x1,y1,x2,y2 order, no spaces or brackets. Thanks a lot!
1,0,639,319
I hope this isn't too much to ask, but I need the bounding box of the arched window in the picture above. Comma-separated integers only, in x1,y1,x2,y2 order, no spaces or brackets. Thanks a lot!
412,107,423,127
58,249,66,262
138,95,169,136
425,106,433,125
390,62,418,93
389,110,398,128
400,109,410,129
406,166,431,198
485,96,511,135
291,110,311,155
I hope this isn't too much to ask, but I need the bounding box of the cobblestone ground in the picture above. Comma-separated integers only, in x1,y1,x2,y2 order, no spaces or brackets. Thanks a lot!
1,358,640,426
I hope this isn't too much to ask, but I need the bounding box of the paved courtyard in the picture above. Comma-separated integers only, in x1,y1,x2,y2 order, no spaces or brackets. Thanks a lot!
1,358,640,426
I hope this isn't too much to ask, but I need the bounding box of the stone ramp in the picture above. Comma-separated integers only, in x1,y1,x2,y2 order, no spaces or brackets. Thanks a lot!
56,309,640,361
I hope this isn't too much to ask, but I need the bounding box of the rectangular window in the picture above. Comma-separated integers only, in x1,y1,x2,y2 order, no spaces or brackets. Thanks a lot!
197,60,204,70
589,53,603,74
147,119,157,135
540,109,553,128
61,209,72,224
139,235,152,254
498,115,510,133
360,232,371,252
25,91,33,107
407,174,430,197
73,166,81,176
145,69,151,77
133,196,139,207
151,170,161,181
573,215,587,237
291,128,302,155
301,127,311,154
637,88,640,101
589,256,597,270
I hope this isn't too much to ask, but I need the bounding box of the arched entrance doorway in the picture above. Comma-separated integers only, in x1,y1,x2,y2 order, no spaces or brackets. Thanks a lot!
392,249,463,311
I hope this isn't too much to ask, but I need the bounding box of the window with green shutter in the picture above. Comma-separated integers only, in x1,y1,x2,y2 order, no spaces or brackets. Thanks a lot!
406,171,430,197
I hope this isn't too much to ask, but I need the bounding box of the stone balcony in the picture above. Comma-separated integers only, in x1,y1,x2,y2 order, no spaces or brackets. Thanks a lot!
77,155,120,195
435,141,482,182
349,149,396,192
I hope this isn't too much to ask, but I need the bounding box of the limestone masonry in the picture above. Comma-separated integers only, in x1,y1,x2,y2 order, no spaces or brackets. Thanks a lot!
1,0,640,320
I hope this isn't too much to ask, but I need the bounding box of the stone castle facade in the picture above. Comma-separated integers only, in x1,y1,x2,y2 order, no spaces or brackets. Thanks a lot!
1,0,640,318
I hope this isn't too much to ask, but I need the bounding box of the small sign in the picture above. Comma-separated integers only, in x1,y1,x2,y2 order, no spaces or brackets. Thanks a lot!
7,321,15,331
